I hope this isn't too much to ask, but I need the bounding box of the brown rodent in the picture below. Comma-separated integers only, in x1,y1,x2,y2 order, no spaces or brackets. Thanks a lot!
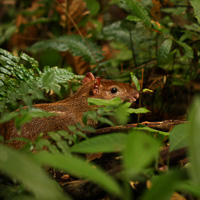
0,72,139,149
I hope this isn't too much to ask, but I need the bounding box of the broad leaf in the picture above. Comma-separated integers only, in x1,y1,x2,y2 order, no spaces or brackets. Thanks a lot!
88,96,122,106
190,0,200,24
70,133,127,153
176,41,193,58
130,72,140,91
188,96,200,186
114,102,132,125
169,123,189,152
0,145,68,200
126,15,142,23
142,170,186,200
129,107,150,114
14,108,56,130
33,152,122,197
123,130,160,176
0,25,16,45
85,0,100,16
157,38,172,64
97,116,115,126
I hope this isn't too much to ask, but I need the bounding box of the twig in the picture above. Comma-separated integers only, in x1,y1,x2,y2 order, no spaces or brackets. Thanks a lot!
87,120,186,137
137,68,144,123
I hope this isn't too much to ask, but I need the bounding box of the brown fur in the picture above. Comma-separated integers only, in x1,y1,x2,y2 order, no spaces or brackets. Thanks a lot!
0,73,139,149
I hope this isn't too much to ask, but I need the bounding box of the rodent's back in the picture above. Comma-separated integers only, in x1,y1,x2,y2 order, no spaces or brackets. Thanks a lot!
0,72,139,149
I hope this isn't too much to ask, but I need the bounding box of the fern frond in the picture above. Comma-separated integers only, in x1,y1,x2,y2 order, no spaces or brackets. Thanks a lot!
36,66,84,91
0,48,83,107
28,35,104,64
41,66,84,84
103,21,143,48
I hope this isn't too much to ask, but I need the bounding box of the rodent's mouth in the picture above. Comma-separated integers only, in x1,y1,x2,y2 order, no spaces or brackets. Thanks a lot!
132,97,137,102
124,97,138,104
128,92,140,104
131,93,139,102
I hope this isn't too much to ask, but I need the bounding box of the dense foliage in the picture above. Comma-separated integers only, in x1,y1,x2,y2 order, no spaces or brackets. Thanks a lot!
0,0,200,199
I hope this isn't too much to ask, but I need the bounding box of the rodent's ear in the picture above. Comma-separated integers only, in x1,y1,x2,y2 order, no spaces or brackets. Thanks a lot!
82,72,95,84
93,77,101,94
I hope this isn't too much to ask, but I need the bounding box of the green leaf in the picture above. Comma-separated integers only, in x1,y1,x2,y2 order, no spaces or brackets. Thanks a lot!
176,41,193,58
178,181,200,197
142,170,186,200
0,145,69,200
157,38,172,64
14,108,56,130
142,88,153,93
114,102,132,125
129,107,150,114
85,0,100,16
123,131,160,176
20,52,39,68
41,70,61,95
0,24,16,45
0,112,19,123
35,139,52,151
126,15,142,22
188,96,200,186
190,0,200,24
68,125,76,133
130,72,140,91
81,125,96,132
57,130,70,139
97,116,115,126
0,48,19,63
70,133,127,153
88,96,122,106
56,140,70,154
122,0,151,27
74,130,87,139
33,152,122,197
169,123,189,152
48,132,61,141
37,66,83,91
103,21,135,48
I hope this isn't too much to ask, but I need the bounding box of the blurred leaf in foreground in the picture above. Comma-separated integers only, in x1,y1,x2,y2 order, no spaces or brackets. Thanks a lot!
0,144,68,200
33,152,122,197
188,96,200,186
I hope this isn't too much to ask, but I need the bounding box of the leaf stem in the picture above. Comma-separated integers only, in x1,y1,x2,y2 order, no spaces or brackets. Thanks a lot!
137,68,144,124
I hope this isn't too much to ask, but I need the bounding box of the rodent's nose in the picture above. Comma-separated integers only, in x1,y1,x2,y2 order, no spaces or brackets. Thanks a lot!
131,91,139,102
135,91,139,99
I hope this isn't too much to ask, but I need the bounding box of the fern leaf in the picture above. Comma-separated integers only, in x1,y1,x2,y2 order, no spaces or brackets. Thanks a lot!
103,21,134,48
122,0,151,27
28,35,104,64
37,66,84,91
0,48,83,106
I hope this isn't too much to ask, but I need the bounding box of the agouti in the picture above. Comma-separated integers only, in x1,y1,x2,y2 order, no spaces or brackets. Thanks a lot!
0,72,139,149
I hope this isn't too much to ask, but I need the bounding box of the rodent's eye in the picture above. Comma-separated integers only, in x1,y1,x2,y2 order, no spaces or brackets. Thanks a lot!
110,87,118,94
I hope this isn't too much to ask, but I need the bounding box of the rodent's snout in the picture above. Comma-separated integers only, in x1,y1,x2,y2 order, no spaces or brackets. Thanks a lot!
131,90,140,102
135,91,140,99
